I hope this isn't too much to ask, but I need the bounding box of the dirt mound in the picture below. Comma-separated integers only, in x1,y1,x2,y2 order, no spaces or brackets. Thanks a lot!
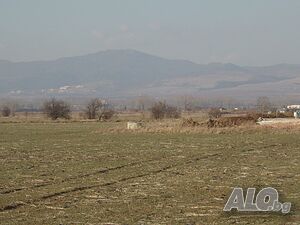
247,111,294,119
181,118,201,127
207,116,257,128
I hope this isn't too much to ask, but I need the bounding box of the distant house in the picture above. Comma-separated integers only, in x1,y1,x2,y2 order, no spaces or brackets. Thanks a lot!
287,105,300,110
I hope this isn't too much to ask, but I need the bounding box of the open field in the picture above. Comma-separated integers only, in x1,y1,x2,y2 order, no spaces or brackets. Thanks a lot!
0,120,300,225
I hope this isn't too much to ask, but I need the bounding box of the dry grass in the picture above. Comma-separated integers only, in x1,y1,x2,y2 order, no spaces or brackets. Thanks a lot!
1,120,300,224
3,112,300,135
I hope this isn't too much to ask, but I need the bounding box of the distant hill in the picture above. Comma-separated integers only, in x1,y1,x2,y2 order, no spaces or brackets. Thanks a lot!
1,49,300,99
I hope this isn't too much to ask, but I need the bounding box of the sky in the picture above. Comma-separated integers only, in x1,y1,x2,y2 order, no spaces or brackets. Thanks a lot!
0,0,300,66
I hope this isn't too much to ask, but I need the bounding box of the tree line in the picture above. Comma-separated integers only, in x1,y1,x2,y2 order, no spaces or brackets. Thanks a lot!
0,96,278,120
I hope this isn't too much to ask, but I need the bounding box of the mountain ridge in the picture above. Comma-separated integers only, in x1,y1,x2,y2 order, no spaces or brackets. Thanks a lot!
0,49,300,99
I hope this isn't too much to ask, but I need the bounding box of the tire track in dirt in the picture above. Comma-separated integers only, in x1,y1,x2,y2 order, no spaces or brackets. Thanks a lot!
0,153,221,212
0,158,161,195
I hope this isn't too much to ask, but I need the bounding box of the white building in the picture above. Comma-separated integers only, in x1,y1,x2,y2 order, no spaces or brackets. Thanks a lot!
287,105,300,110
294,111,300,119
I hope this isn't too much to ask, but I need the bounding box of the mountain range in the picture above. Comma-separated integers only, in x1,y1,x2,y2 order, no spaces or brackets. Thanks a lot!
1,49,300,100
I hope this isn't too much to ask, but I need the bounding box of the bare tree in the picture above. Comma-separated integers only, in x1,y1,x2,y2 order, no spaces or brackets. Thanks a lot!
256,96,272,113
151,102,166,120
43,98,71,120
85,98,102,119
1,106,11,117
0,101,18,117
85,98,115,121
151,101,181,120
98,109,115,121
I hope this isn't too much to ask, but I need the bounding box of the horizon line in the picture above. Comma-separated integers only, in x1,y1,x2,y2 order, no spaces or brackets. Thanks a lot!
0,48,299,68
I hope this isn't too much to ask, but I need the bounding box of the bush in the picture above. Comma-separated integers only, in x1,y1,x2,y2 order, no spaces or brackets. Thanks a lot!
85,98,102,119
85,98,115,121
151,102,166,120
1,106,11,117
282,111,294,118
207,115,257,128
151,101,181,120
98,109,115,121
43,98,71,120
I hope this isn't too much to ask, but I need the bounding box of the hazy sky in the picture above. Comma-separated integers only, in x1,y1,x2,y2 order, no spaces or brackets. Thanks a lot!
1,0,300,65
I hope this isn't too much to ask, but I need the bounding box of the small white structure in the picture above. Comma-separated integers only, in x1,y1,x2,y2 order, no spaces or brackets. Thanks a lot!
287,105,300,110
294,111,300,119
127,121,143,130
278,109,286,114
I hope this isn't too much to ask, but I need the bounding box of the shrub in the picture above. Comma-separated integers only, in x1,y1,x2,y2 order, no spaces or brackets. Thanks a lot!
85,98,115,121
282,111,294,118
1,106,11,117
151,101,181,120
151,102,166,120
207,115,257,128
85,98,102,119
43,98,71,120
98,109,115,121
